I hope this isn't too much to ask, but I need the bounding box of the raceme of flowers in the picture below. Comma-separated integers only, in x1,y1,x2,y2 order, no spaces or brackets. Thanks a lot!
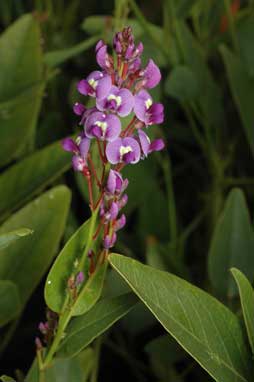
62,26,165,253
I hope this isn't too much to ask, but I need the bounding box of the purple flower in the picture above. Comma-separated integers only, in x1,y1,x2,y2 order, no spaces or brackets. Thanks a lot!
78,71,112,100
141,59,161,89
62,135,91,172
106,137,141,164
103,232,117,249
75,271,85,286
134,90,164,126
96,40,113,72
73,102,86,116
96,86,134,117
106,170,128,195
138,129,165,157
85,111,121,141
115,214,126,231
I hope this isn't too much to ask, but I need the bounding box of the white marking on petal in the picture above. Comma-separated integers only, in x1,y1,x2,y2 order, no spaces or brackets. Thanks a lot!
108,94,122,107
88,78,98,89
76,136,82,145
119,145,132,161
145,98,152,109
95,121,108,136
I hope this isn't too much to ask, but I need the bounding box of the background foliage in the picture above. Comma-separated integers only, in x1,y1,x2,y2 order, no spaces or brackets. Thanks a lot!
0,0,254,381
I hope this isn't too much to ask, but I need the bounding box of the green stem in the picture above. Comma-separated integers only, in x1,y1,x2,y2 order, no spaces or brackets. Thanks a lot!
41,207,100,369
223,0,239,52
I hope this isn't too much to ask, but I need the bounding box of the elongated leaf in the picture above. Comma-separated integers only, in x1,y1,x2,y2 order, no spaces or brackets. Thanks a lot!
26,348,94,382
231,268,254,354
45,218,92,313
220,45,254,156
0,14,43,165
0,139,72,220
72,261,108,316
44,35,99,67
0,186,71,306
109,254,253,382
208,188,254,298
0,228,33,250
58,293,137,358
0,280,20,327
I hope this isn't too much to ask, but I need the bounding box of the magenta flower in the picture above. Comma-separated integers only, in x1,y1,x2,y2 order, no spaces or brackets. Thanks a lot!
85,111,121,141
134,90,164,126
73,102,86,116
106,169,129,195
95,40,113,72
62,135,90,172
106,137,141,164
141,59,161,89
78,71,111,100
96,86,134,117
138,130,165,157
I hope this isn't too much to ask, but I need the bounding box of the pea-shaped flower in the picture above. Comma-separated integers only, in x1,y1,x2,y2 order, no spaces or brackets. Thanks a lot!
106,137,141,164
78,70,111,100
85,111,121,141
96,86,134,117
134,90,164,126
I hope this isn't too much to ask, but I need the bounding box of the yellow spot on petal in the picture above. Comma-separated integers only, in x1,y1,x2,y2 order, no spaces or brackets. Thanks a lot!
108,94,122,107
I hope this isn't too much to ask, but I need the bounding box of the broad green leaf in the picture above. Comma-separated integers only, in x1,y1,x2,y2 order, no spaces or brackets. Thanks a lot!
45,218,93,313
220,45,254,156
72,261,108,316
26,348,94,382
109,254,253,382
0,228,33,250
208,188,254,298
0,376,16,382
0,280,20,327
165,65,199,101
0,14,43,165
0,139,72,220
0,186,71,306
58,293,138,358
44,35,99,67
231,268,254,354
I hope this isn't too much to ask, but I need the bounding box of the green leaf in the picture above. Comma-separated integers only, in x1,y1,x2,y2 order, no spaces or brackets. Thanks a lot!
231,268,254,354
58,293,138,358
208,188,254,298
0,228,33,250
0,14,43,165
0,376,16,382
0,139,72,220
45,218,93,313
165,65,199,101
72,261,108,316
220,45,254,157
109,254,253,382
0,186,71,306
0,280,20,327
26,348,94,382
44,35,100,67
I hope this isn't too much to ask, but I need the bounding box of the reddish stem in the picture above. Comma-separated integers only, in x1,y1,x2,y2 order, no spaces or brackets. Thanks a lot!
93,220,104,240
121,116,136,137
87,154,101,187
96,139,106,163
83,168,94,211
